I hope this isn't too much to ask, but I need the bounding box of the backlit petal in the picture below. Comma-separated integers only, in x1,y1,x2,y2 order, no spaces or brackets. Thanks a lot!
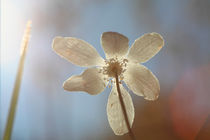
101,32,129,59
52,37,104,67
63,68,107,95
124,63,160,100
107,85,134,135
128,32,164,63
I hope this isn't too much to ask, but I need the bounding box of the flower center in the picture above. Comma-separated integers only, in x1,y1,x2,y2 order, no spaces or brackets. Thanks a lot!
100,57,128,80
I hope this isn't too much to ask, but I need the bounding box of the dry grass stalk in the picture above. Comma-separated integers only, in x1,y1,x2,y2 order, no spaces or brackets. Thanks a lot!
3,20,32,140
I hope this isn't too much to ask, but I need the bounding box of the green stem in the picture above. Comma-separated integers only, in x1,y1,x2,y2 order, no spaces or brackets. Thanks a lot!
3,21,31,140
3,53,25,140
115,73,135,140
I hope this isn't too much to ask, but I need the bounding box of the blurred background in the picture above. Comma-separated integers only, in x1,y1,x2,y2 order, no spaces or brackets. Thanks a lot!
1,0,210,140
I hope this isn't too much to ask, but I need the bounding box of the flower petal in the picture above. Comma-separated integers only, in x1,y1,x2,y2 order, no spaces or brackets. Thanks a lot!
124,63,160,100
101,32,129,59
52,37,104,67
107,85,134,135
63,68,107,95
128,32,164,63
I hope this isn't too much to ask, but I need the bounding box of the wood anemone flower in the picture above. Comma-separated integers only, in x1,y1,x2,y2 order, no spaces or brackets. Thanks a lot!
52,32,164,136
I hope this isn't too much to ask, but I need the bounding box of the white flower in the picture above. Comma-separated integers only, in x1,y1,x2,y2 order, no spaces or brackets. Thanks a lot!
52,32,164,135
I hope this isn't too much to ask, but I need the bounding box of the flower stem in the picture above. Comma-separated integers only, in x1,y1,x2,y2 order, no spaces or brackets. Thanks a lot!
3,21,31,140
115,73,135,140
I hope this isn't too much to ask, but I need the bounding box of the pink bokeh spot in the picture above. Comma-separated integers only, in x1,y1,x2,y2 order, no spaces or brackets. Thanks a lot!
170,64,210,140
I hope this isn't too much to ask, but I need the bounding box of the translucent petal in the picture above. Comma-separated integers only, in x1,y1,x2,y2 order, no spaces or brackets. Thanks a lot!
63,68,107,95
101,32,129,59
124,63,160,100
52,37,104,67
107,85,134,135
128,32,164,63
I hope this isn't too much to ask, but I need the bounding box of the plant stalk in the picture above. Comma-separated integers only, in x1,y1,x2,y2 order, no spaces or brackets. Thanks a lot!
3,21,31,140
115,73,135,140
